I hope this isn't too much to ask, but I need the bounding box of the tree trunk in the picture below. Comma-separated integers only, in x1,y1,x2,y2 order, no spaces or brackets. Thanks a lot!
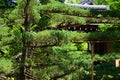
19,0,31,80
19,45,28,80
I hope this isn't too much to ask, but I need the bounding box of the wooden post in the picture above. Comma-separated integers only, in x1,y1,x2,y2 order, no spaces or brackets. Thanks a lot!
91,42,94,80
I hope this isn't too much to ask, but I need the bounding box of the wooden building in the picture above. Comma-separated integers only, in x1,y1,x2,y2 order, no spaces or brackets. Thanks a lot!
64,0,112,54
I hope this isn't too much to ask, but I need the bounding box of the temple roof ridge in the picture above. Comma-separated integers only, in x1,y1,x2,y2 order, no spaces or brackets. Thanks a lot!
64,0,109,10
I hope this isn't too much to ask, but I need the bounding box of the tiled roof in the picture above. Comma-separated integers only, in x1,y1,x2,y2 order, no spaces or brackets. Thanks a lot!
65,3,109,10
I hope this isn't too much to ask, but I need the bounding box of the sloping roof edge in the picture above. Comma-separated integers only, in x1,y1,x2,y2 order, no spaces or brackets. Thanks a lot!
65,3,109,10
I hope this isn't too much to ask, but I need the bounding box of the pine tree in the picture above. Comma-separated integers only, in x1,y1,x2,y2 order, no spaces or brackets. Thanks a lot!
13,0,40,80
0,0,120,80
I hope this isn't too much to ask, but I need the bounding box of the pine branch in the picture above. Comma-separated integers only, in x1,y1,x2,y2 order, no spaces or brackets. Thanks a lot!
1,41,20,46
25,63,58,69
0,21,24,27
50,67,80,80
39,3,120,18
24,71,38,80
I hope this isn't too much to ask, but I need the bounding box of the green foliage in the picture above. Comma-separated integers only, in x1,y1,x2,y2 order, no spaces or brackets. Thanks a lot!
0,18,5,24
23,32,35,42
65,0,82,3
94,61,120,80
0,58,13,74
0,25,15,57
38,13,86,30
0,26,14,47
40,2,120,18
40,0,57,4
40,2,91,17
31,44,92,80
0,9,13,23
112,42,120,51
50,30,77,44
48,14,86,27
94,0,108,5
58,31,120,42
33,30,120,44
99,24,110,31
0,0,7,8
102,52,120,60
99,24,120,31
8,0,41,24
75,42,88,51
30,50,120,80
11,24,23,41
35,30,51,39
9,44,22,57
8,9,20,22
0,26,9,36
38,14,50,29
53,43,77,52
0,0,120,79
106,0,120,11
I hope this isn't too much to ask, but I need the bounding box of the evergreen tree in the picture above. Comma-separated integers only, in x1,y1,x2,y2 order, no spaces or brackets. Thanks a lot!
0,0,120,80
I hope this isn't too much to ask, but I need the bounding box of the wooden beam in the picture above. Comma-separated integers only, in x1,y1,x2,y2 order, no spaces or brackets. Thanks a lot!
90,42,95,80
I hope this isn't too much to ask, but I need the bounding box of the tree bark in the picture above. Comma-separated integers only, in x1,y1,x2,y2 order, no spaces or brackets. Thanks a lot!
19,0,31,80
19,46,28,80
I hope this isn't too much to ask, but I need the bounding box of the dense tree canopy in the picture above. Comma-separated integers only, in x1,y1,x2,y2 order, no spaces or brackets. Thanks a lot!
0,0,120,80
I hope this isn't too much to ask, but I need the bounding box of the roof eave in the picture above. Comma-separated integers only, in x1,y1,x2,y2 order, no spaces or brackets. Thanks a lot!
65,3,109,10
